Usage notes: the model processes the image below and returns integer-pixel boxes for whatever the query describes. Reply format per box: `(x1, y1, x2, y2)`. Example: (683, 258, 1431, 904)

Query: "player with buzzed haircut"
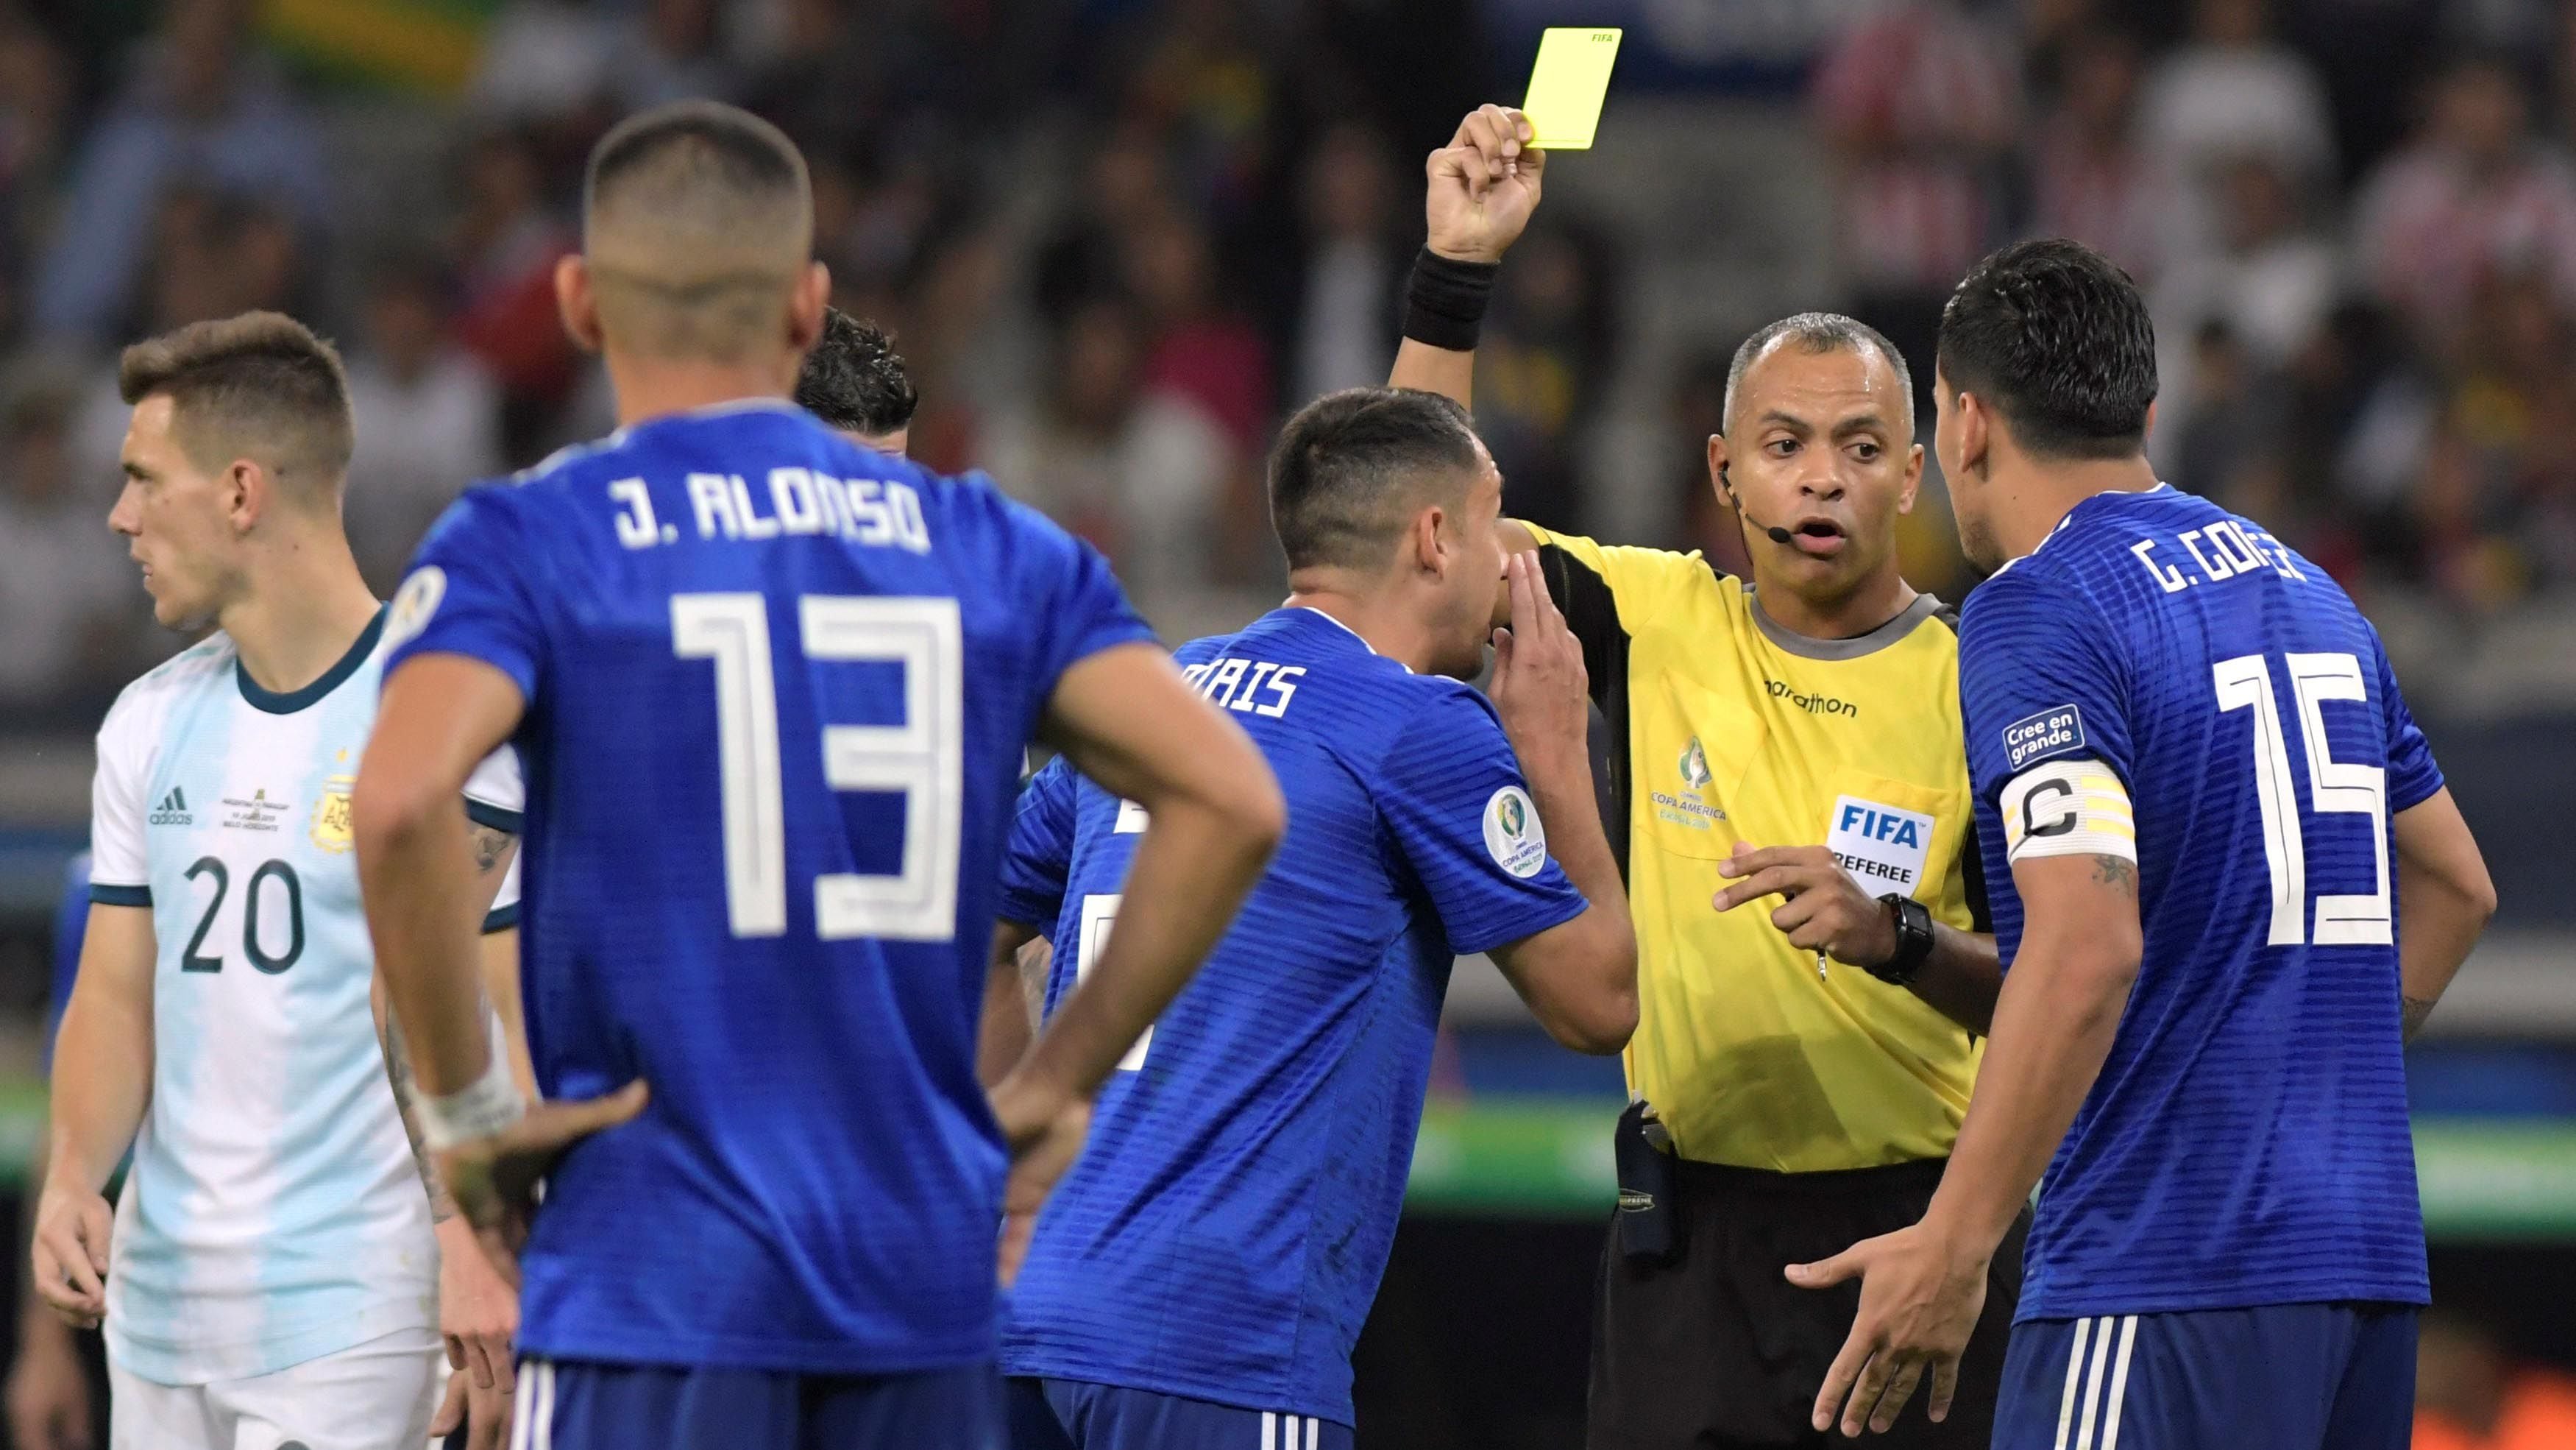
(993, 388, 1639, 1449)
(36, 311, 525, 1450)
(354, 101, 1283, 1450)
(795, 305, 919, 454)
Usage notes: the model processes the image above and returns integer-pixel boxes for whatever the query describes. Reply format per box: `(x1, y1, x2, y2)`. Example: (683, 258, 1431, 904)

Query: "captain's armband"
(2001, 757, 2135, 864)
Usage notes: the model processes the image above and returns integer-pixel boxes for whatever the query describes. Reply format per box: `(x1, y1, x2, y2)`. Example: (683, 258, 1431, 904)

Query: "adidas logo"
(148, 788, 192, 826)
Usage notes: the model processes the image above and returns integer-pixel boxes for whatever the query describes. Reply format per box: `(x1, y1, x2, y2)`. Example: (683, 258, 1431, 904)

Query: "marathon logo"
(1826, 796, 1934, 897)
(1766, 679, 1857, 718)
(2003, 704, 2087, 771)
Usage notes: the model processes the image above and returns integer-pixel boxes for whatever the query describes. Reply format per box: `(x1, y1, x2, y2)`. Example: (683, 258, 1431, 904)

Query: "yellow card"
(1521, 27, 1622, 151)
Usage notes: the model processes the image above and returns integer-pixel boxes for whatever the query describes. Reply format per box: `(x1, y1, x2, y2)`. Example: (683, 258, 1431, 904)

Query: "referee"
(1391, 107, 2024, 1449)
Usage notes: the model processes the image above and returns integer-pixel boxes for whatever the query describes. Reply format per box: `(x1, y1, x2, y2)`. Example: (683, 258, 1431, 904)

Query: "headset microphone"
(1719, 462, 1798, 545)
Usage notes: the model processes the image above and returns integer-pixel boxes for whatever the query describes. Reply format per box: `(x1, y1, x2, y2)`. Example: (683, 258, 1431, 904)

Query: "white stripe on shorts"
(534, 1359, 556, 1450)
(2074, 1317, 2115, 1449)
(2052, 1318, 2095, 1450)
(510, 1357, 536, 1450)
(1260, 1410, 1275, 1450)
(2098, 1317, 2140, 1450)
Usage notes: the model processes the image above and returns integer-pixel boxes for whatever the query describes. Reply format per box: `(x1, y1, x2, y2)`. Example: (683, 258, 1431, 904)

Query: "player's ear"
(1412, 503, 1448, 578)
(556, 255, 603, 354)
(224, 459, 263, 534)
(1956, 392, 1991, 478)
(2141, 396, 2160, 445)
(1706, 433, 1731, 504)
(1897, 440, 1924, 515)
(786, 260, 829, 354)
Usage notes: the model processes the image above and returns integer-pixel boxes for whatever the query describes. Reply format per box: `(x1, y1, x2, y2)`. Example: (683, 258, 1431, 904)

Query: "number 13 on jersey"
(674, 593, 963, 943)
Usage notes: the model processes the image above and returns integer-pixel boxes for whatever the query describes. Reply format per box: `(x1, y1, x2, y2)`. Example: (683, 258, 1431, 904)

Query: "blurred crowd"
(2, 0, 2576, 727)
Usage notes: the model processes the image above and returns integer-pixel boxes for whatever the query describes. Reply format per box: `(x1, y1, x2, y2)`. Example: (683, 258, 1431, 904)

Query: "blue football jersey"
(1959, 484, 2442, 1322)
(382, 400, 1153, 1372)
(996, 606, 1589, 1426)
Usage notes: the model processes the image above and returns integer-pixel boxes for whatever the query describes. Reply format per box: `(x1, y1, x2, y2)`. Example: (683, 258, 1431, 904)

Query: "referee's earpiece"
(1717, 459, 1796, 548)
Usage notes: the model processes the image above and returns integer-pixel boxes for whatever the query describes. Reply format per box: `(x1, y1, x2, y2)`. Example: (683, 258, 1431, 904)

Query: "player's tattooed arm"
(469, 823, 511, 877)
(374, 820, 515, 1222)
(379, 1005, 459, 1223)
(2090, 855, 2136, 899)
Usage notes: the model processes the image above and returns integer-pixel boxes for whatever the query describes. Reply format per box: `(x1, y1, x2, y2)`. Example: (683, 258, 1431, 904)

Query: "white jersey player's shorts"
(107, 1327, 443, 1450)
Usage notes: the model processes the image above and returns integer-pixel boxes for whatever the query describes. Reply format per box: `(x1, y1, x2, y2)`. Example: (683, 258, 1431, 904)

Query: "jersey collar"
(237, 604, 386, 715)
(1288, 605, 1377, 654)
(1746, 590, 1945, 662)
(1978, 484, 2163, 581)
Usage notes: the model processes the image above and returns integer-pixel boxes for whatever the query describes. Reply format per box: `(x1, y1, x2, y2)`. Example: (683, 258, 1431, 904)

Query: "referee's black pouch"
(1614, 1100, 1682, 1265)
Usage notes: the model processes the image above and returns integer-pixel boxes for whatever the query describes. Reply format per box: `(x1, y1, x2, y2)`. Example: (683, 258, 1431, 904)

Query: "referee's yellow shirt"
(1525, 526, 1985, 1173)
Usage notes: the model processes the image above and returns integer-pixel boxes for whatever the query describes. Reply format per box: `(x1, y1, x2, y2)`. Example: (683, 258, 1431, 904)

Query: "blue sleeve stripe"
(88, 883, 151, 908)
(464, 798, 523, 833)
(480, 902, 520, 934)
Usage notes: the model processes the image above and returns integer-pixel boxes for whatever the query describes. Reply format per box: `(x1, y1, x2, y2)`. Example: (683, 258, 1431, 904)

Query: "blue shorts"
(1993, 1304, 2416, 1450)
(511, 1355, 1002, 1450)
(1006, 1376, 1354, 1450)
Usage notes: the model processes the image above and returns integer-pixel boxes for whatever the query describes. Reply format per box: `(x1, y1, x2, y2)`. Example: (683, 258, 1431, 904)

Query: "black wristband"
(1871, 894, 1936, 986)
(1402, 247, 1499, 353)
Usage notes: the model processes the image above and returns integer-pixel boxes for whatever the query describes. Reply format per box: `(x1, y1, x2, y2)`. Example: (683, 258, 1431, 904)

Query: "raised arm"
(2390, 787, 2496, 1041)
(1483, 552, 1636, 1052)
(1388, 104, 1544, 409)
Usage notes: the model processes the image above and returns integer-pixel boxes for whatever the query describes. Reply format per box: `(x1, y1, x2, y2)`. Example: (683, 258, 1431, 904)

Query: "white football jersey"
(85, 610, 520, 1385)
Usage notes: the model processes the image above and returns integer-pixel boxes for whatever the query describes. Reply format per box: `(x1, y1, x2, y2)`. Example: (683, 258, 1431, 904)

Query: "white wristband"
(419, 1018, 525, 1150)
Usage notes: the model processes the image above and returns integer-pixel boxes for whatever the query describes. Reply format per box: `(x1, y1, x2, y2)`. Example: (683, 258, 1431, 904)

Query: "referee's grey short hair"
(1722, 313, 1914, 438)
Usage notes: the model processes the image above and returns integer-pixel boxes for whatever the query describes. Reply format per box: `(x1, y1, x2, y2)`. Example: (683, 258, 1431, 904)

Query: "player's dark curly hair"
(1937, 238, 2157, 461)
(794, 307, 920, 438)
(1269, 388, 1483, 572)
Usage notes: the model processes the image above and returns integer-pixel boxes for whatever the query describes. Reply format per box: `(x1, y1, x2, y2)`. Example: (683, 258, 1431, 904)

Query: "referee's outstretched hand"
(1787, 1220, 1989, 1437)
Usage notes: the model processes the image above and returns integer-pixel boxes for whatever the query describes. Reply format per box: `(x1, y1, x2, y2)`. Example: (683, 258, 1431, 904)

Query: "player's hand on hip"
(438, 1080, 649, 1287)
(29, 1185, 113, 1329)
(1786, 1221, 1990, 1437)
(1489, 551, 1589, 770)
(988, 1076, 1093, 1287)
(433, 1217, 518, 1449)
(7, 1310, 95, 1450)
(1714, 846, 1900, 970)
(1424, 103, 1545, 264)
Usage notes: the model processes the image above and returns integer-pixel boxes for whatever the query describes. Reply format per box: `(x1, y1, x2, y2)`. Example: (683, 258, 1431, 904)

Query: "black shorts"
(1588, 1155, 2028, 1450)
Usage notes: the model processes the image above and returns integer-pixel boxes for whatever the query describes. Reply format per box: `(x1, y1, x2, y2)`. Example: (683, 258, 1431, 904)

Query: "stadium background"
(0, 0, 2572, 1444)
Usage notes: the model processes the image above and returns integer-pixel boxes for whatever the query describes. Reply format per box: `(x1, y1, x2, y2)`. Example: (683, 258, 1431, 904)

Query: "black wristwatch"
(1870, 894, 1935, 986)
